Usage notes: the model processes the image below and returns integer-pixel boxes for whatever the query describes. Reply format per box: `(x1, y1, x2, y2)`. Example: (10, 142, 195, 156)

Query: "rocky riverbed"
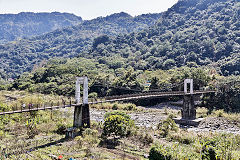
(61, 104, 240, 135)
(90, 109, 168, 128)
(188, 117, 240, 134)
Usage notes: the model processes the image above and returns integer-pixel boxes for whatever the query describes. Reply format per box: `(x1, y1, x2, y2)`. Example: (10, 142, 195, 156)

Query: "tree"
(149, 77, 159, 90)
(93, 35, 110, 49)
(102, 111, 134, 139)
(163, 59, 176, 70)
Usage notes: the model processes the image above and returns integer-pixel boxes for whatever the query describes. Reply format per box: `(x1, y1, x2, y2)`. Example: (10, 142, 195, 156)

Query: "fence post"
(51, 101, 53, 120)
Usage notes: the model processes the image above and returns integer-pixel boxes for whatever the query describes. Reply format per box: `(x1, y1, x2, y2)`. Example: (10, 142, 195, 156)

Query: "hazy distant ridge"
(0, 12, 83, 43)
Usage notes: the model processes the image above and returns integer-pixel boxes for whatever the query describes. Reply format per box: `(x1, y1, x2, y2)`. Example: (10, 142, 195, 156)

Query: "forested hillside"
(1, 0, 240, 79)
(88, 0, 240, 76)
(0, 12, 162, 78)
(0, 12, 83, 43)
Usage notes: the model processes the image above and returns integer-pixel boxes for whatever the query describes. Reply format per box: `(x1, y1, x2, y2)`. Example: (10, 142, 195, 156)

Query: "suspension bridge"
(0, 77, 217, 128)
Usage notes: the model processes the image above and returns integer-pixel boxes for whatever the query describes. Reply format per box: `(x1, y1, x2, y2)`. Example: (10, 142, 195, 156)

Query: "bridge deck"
(0, 90, 215, 116)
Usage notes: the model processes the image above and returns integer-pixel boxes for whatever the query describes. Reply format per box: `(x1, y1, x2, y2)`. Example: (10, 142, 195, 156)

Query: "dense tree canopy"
(11, 56, 213, 96)
(88, 0, 240, 76)
(0, 12, 162, 78)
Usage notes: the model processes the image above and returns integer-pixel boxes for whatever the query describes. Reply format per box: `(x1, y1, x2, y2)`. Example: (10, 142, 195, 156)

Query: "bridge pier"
(73, 104, 90, 128)
(174, 79, 203, 126)
(175, 95, 201, 126)
(73, 105, 82, 128)
(182, 95, 196, 119)
(82, 104, 90, 127)
(182, 79, 196, 119)
(73, 77, 90, 128)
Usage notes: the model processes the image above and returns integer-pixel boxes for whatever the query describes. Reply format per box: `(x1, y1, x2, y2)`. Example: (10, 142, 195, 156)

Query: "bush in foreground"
(102, 111, 135, 139)
(157, 114, 178, 137)
(149, 144, 172, 160)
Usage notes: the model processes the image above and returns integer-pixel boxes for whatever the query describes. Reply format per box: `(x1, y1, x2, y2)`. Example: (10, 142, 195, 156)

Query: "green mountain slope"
(0, 12, 83, 44)
(1, 0, 240, 79)
(0, 12, 162, 78)
(88, 0, 240, 75)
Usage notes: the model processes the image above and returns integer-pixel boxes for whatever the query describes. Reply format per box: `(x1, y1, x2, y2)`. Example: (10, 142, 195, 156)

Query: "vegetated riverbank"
(0, 91, 240, 159)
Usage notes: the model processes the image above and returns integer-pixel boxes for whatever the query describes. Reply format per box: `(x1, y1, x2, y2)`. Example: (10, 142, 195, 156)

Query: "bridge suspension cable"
(0, 78, 217, 116)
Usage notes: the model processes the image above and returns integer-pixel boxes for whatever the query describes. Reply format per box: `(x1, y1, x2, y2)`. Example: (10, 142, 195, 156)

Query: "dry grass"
(196, 107, 208, 118)
(90, 102, 139, 111)
(0, 90, 72, 112)
(153, 128, 240, 159)
(210, 109, 240, 122)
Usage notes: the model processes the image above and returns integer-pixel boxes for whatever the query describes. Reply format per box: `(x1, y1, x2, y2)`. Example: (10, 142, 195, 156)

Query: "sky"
(0, 0, 178, 20)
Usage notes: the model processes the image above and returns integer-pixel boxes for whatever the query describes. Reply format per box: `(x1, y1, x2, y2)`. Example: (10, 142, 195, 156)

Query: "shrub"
(75, 136, 84, 148)
(123, 104, 136, 111)
(213, 109, 225, 117)
(112, 104, 118, 110)
(83, 128, 99, 147)
(197, 107, 208, 118)
(0, 85, 7, 90)
(75, 128, 100, 157)
(91, 121, 103, 131)
(0, 130, 5, 138)
(201, 146, 216, 160)
(163, 107, 169, 115)
(158, 114, 178, 137)
(102, 115, 128, 138)
(104, 111, 131, 120)
(102, 111, 134, 138)
(169, 131, 195, 144)
(56, 123, 67, 134)
(209, 134, 240, 159)
(83, 128, 98, 138)
(149, 144, 172, 160)
(26, 118, 39, 139)
(89, 92, 98, 98)
(0, 102, 10, 112)
(0, 103, 11, 132)
(139, 133, 154, 146)
(55, 121, 71, 134)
